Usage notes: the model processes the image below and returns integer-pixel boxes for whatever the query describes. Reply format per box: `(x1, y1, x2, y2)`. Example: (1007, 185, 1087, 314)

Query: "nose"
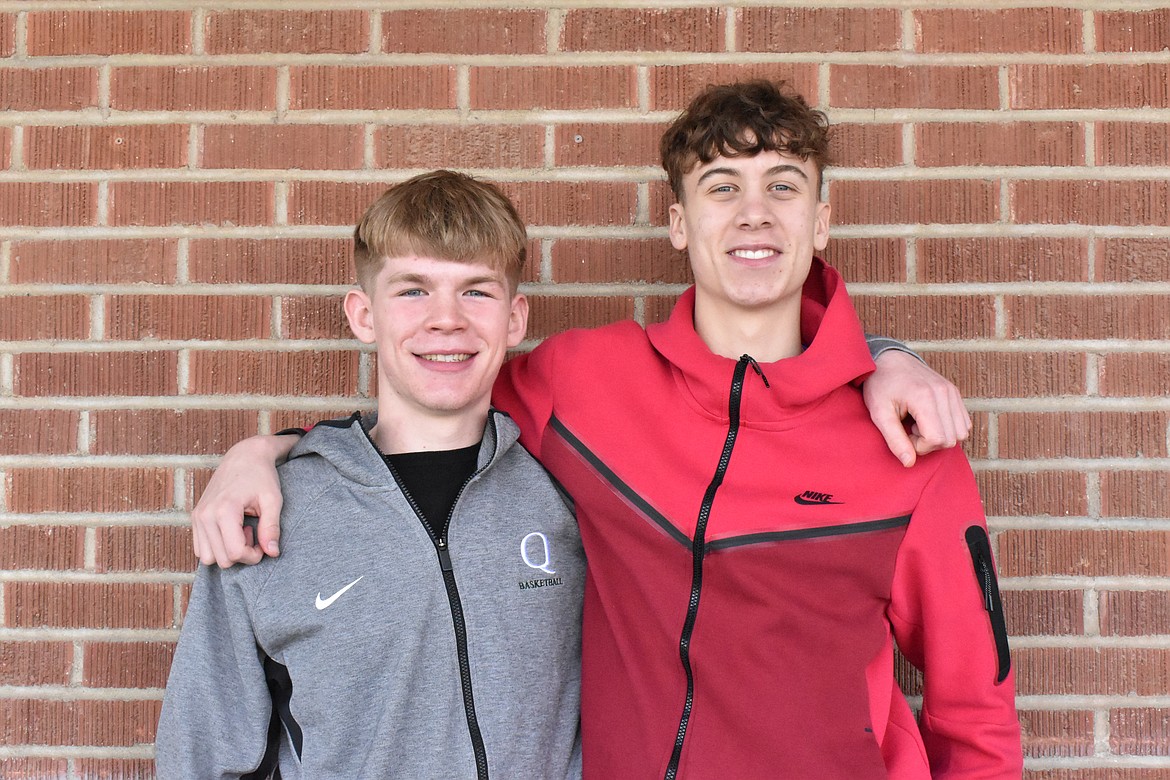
(425, 292, 469, 332)
(736, 189, 774, 229)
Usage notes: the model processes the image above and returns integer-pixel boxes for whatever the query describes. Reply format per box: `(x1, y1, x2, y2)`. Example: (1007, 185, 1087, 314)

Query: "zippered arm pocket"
(965, 525, 1011, 684)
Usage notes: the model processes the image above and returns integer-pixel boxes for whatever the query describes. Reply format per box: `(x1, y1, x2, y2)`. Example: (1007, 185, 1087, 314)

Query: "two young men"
(157, 173, 584, 778)
(175, 80, 1021, 777)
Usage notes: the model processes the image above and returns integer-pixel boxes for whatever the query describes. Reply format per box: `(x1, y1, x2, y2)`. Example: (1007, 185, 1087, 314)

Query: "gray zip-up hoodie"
(156, 411, 584, 779)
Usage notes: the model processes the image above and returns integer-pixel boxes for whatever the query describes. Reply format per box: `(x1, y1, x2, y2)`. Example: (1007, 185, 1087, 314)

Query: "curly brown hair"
(659, 80, 831, 201)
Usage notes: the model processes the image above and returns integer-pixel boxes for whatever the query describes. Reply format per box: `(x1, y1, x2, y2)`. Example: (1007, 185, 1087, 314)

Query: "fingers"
(255, 495, 283, 558)
(870, 404, 917, 468)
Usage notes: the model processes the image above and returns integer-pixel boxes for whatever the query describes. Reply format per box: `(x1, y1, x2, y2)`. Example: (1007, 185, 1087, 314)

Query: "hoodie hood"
(645, 257, 875, 422)
(287, 410, 522, 487)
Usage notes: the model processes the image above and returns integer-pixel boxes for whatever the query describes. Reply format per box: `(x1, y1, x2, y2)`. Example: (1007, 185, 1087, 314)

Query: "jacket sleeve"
(493, 336, 561, 455)
(155, 564, 274, 779)
(887, 448, 1023, 778)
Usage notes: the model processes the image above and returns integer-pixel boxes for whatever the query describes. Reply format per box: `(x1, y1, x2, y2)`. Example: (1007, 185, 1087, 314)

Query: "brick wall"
(1, 3, 1167, 778)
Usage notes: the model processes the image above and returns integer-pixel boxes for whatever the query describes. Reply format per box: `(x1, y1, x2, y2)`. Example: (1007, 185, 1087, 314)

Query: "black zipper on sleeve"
(385, 417, 498, 780)
(964, 525, 1011, 684)
(664, 356, 753, 780)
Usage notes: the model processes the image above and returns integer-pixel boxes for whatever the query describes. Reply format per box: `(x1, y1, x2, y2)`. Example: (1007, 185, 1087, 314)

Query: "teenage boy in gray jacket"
(156, 171, 585, 780)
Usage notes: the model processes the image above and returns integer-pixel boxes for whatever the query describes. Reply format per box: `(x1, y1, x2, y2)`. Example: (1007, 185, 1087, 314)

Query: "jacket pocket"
(964, 525, 1011, 684)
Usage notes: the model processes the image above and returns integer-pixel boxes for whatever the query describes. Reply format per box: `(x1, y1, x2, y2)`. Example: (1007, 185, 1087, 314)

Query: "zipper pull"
(436, 539, 453, 572)
(741, 355, 771, 388)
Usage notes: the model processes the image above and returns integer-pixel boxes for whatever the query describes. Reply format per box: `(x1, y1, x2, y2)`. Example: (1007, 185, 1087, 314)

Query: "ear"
(506, 293, 529, 349)
(668, 202, 688, 251)
(343, 288, 376, 344)
(813, 200, 831, 253)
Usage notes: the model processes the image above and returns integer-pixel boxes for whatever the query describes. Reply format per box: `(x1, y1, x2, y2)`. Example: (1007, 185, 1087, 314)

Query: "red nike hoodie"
(494, 258, 1022, 779)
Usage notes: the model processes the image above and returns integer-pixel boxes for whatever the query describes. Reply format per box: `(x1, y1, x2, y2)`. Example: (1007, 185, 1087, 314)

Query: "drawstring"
(741, 355, 771, 388)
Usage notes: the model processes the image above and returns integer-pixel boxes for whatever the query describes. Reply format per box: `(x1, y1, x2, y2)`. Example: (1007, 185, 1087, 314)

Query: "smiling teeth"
(731, 248, 776, 260)
(422, 354, 471, 363)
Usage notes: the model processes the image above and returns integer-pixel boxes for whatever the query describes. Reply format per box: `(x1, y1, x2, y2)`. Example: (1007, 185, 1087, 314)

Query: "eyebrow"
(384, 272, 505, 287)
(695, 163, 810, 186)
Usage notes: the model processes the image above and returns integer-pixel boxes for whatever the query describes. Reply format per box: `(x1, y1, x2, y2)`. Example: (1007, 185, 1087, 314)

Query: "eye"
(769, 182, 794, 193)
(398, 288, 426, 297)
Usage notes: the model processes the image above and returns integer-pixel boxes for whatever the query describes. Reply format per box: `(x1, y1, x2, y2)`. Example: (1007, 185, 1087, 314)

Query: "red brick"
(203, 124, 363, 170)
(188, 350, 361, 396)
(15, 351, 178, 397)
(1101, 591, 1170, 637)
(383, 10, 545, 54)
(833, 180, 998, 225)
(0, 699, 162, 745)
(1097, 122, 1170, 166)
(642, 296, 679, 326)
(554, 122, 667, 168)
(915, 8, 1082, 53)
(2, 294, 88, 340)
(1008, 294, 1170, 340)
(282, 295, 350, 339)
(0, 642, 72, 686)
(650, 64, 819, 111)
(291, 65, 455, 110)
(84, 641, 176, 688)
(853, 294, 996, 340)
(11, 239, 177, 284)
(1099, 10, 1170, 52)
(92, 409, 260, 456)
(831, 65, 997, 109)
(563, 8, 724, 52)
(822, 238, 905, 284)
(0, 14, 13, 57)
(1098, 238, 1170, 283)
(976, 471, 1088, 517)
(527, 296, 635, 340)
(739, 7, 899, 53)
(1003, 590, 1083, 636)
(1112, 709, 1170, 756)
(105, 294, 272, 340)
(1101, 354, 1170, 397)
(111, 65, 276, 111)
(649, 180, 677, 226)
(289, 181, 397, 227)
(0, 182, 96, 227)
(27, 10, 190, 55)
(26, 124, 188, 170)
(1019, 709, 1094, 758)
(188, 238, 352, 285)
(205, 10, 367, 54)
(551, 239, 691, 284)
(470, 66, 636, 110)
(1011, 64, 1170, 109)
(1000, 411, 1168, 459)
(0, 126, 10, 168)
(0, 759, 68, 778)
(999, 529, 1168, 577)
(501, 182, 637, 227)
(923, 351, 1086, 399)
(73, 759, 156, 778)
(829, 123, 902, 168)
(95, 526, 193, 573)
(5, 582, 173, 630)
(0, 410, 79, 455)
(1014, 180, 1170, 226)
(917, 122, 1083, 167)
(1102, 472, 1170, 519)
(109, 181, 273, 226)
(0, 67, 97, 110)
(1015, 647, 1170, 696)
(918, 237, 1088, 284)
(8, 467, 174, 513)
(0, 526, 84, 570)
(376, 125, 544, 169)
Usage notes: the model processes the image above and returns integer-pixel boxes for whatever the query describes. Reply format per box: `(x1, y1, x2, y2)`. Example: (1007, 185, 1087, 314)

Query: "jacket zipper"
(964, 525, 1012, 684)
(664, 356, 758, 780)
(389, 415, 498, 780)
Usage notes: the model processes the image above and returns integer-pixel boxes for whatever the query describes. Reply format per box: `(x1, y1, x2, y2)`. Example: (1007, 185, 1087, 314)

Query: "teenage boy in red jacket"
(189, 81, 1019, 777)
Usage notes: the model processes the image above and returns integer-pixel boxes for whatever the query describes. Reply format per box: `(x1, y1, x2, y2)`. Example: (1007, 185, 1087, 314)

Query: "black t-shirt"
(382, 443, 480, 541)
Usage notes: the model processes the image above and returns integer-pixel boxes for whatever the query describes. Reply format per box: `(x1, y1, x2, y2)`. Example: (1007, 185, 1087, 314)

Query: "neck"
(370, 401, 487, 455)
(692, 296, 802, 363)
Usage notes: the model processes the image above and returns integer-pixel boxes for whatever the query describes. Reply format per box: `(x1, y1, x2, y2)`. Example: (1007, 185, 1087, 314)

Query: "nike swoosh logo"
(793, 496, 843, 505)
(315, 576, 363, 610)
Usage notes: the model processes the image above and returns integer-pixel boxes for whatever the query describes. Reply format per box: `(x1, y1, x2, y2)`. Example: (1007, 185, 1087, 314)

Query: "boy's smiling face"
(344, 254, 528, 428)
